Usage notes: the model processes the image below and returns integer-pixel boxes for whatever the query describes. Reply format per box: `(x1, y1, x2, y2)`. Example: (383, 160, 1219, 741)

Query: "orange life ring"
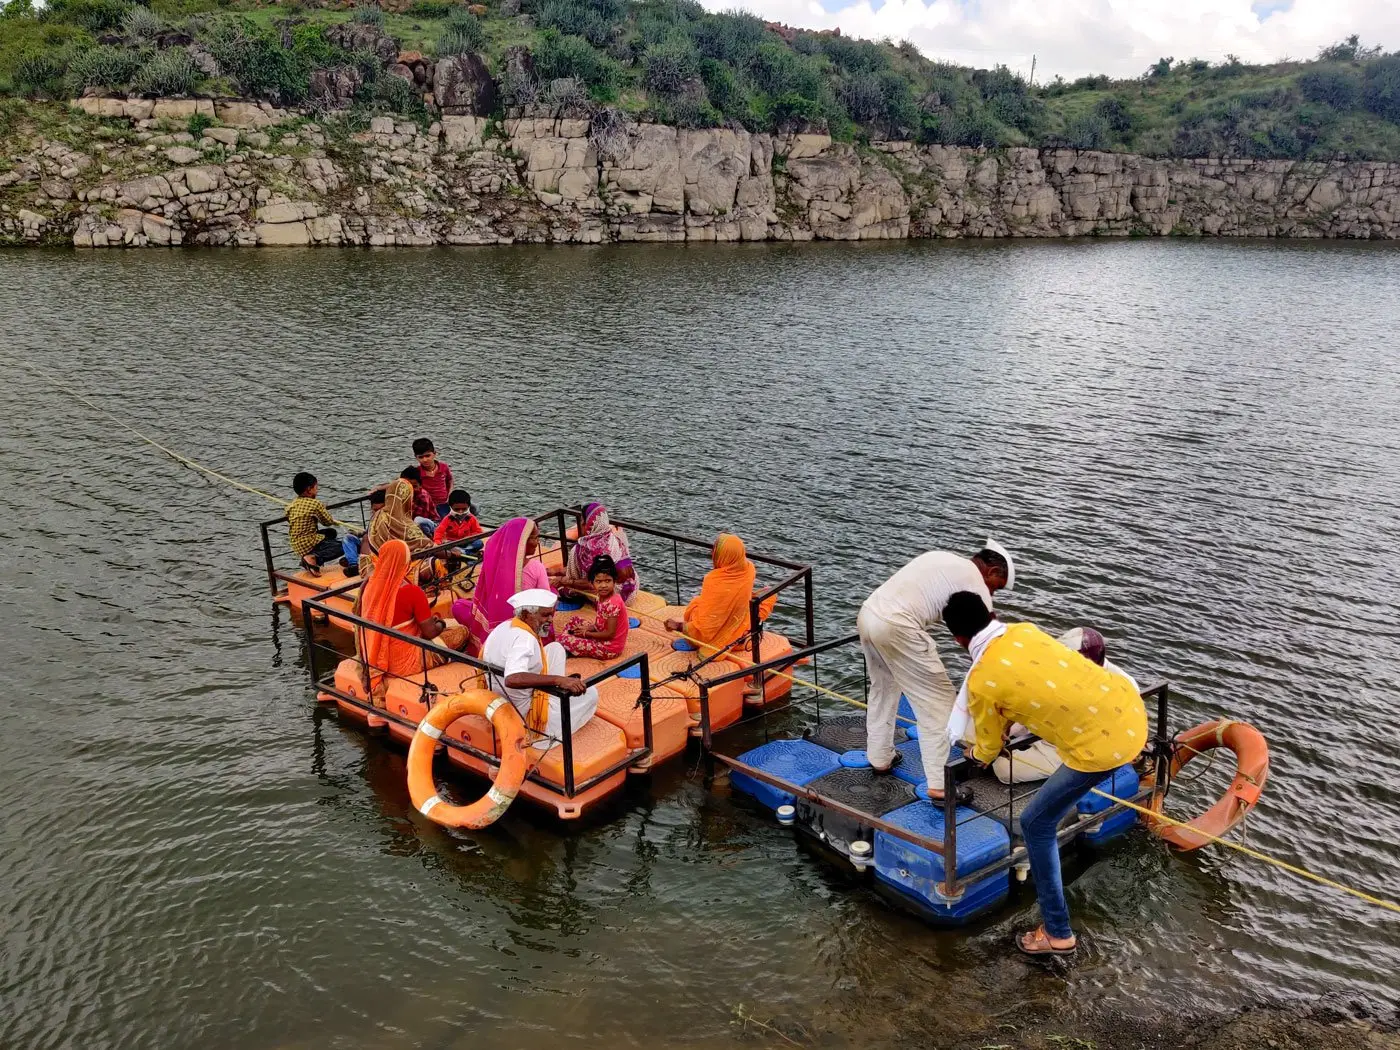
(407, 690, 529, 829)
(1145, 718, 1268, 851)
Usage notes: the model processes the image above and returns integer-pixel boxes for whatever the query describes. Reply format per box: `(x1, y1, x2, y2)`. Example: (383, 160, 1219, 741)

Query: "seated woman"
(663, 534, 777, 655)
(452, 516, 555, 653)
(358, 478, 432, 581)
(559, 503, 640, 603)
(356, 538, 470, 694)
(559, 556, 629, 660)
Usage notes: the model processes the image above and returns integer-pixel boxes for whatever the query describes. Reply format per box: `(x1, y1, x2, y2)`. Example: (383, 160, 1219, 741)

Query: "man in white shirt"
(859, 541, 1013, 801)
(482, 589, 598, 747)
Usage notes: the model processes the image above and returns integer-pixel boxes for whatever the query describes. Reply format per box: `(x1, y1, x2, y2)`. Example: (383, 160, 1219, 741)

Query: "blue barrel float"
(874, 801, 1011, 923)
(730, 740, 843, 812)
(1076, 764, 1140, 845)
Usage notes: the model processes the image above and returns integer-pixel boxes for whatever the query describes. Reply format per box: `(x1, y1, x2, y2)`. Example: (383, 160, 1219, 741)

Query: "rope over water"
(24, 356, 1400, 920)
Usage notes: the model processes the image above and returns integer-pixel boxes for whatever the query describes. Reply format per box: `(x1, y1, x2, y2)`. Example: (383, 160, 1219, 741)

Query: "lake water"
(1, 240, 1398, 1050)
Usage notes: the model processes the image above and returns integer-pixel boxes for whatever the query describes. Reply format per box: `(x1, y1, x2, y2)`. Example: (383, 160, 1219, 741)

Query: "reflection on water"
(1, 240, 1398, 1050)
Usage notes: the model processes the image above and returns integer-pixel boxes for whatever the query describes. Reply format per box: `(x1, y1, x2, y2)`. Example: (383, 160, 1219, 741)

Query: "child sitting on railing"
(559, 556, 629, 660)
(286, 471, 342, 577)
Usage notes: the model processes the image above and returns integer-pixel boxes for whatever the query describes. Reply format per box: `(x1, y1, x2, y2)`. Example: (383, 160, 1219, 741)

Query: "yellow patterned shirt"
(286, 496, 333, 557)
(965, 622, 1147, 774)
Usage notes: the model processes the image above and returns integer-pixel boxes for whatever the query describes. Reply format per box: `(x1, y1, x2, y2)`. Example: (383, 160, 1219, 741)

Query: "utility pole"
(1029, 54, 1036, 86)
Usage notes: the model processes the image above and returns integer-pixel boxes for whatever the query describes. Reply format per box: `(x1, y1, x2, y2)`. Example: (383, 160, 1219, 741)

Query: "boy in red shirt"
(434, 489, 483, 553)
(413, 437, 454, 518)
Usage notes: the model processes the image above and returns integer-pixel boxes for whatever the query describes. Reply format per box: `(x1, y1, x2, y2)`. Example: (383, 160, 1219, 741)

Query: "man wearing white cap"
(482, 588, 599, 746)
(859, 540, 1013, 802)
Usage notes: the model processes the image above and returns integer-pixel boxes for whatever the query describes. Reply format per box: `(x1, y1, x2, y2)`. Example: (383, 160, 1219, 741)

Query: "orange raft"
(407, 690, 529, 829)
(1144, 718, 1269, 851)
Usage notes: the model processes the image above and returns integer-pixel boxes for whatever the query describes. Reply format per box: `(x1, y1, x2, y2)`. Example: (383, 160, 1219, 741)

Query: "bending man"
(859, 541, 1013, 802)
(482, 589, 599, 746)
(943, 591, 1147, 957)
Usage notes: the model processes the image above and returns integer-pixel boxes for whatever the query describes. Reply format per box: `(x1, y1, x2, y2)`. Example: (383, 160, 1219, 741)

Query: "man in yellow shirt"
(943, 591, 1147, 957)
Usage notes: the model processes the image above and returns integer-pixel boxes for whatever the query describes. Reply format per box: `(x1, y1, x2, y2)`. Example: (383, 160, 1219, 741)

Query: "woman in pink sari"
(452, 516, 555, 652)
(560, 502, 639, 603)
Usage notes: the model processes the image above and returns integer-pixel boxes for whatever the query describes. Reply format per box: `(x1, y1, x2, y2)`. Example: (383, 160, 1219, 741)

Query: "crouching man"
(942, 591, 1147, 958)
(483, 588, 599, 746)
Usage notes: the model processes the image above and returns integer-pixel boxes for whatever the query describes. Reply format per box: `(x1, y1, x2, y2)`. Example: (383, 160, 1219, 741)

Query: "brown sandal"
(300, 556, 321, 577)
(1015, 926, 1077, 957)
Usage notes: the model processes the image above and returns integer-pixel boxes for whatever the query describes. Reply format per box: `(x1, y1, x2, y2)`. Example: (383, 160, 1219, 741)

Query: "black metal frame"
(297, 523, 659, 805)
(700, 631, 1177, 903)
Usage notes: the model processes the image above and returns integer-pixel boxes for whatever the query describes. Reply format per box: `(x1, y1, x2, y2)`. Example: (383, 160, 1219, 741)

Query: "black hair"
(448, 489, 470, 505)
(972, 548, 1008, 578)
(943, 591, 993, 640)
(400, 465, 421, 482)
(588, 554, 619, 582)
(412, 438, 435, 456)
(369, 488, 387, 506)
(293, 471, 317, 495)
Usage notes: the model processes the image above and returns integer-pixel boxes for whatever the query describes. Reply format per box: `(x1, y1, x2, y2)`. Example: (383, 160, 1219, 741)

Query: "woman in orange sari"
(356, 538, 470, 691)
(664, 534, 777, 655)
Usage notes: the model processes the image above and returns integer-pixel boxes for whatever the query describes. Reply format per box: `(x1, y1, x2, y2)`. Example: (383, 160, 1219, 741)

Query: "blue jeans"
(342, 534, 360, 566)
(1020, 763, 1101, 939)
(414, 516, 437, 537)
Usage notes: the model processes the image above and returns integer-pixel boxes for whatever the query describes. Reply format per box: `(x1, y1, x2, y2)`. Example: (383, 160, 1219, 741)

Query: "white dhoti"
(530, 641, 599, 747)
(990, 738, 1062, 784)
(859, 605, 957, 791)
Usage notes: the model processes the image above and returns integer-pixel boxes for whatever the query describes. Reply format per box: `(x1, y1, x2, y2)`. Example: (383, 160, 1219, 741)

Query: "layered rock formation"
(2, 100, 1398, 247)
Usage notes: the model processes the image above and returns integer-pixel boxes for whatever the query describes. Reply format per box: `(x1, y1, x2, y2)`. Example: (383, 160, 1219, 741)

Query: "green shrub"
(132, 45, 197, 93)
(1062, 112, 1109, 149)
(1094, 95, 1135, 134)
(1298, 67, 1362, 109)
(373, 71, 423, 114)
(64, 43, 143, 94)
(533, 0, 619, 47)
(44, 0, 133, 32)
(13, 47, 68, 96)
(818, 34, 887, 77)
(532, 29, 618, 89)
(1362, 56, 1400, 123)
(202, 16, 317, 103)
(436, 11, 483, 55)
(690, 10, 766, 67)
(119, 4, 161, 39)
(643, 33, 699, 97)
(351, 3, 384, 26)
(698, 55, 744, 116)
(187, 110, 213, 135)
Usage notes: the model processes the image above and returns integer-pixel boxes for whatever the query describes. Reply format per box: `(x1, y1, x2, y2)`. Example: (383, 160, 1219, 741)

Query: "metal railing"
(700, 632, 1176, 903)
(259, 491, 376, 596)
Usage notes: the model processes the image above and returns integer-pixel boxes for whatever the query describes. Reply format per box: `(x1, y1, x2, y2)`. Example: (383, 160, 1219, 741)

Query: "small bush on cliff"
(132, 45, 198, 93)
(65, 43, 144, 94)
(643, 33, 699, 97)
(13, 48, 69, 97)
(45, 0, 134, 33)
(1298, 68, 1362, 110)
(1362, 57, 1400, 123)
(119, 4, 162, 40)
(436, 10, 484, 56)
(533, 29, 619, 90)
(351, 4, 384, 27)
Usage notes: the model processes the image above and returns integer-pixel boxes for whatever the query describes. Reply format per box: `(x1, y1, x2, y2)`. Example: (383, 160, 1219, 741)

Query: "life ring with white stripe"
(1144, 718, 1268, 851)
(407, 690, 528, 829)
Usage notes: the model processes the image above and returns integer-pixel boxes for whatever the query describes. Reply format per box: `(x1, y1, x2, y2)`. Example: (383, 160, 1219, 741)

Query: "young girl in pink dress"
(560, 556, 629, 659)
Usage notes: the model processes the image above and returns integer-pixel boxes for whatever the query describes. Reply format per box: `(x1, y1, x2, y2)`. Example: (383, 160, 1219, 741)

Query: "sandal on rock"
(300, 556, 321, 577)
(1015, 926, 1077, 957)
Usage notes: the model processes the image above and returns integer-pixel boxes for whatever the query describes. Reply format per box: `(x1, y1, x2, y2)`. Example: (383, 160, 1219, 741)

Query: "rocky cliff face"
(3, 99, 1399, 247)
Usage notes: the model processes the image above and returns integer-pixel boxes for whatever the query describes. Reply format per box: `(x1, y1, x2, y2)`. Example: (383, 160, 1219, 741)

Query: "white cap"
(984, 537, 1016, 592)
(507, 588, 559, 612)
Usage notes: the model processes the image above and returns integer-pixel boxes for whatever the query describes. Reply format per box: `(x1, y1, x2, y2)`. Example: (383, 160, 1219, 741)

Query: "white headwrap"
(984, 537, 1015, 592)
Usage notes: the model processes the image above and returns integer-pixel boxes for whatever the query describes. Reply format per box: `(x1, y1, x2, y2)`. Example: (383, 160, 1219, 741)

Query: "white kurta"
(860, 552, 993, 791)
(482, 621, 598, 746)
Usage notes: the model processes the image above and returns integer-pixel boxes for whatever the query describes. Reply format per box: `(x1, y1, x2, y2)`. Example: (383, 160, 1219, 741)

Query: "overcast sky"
(697, 0, 1400, 80)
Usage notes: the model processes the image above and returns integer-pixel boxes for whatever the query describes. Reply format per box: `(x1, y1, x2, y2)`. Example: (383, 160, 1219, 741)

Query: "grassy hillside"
(2, 0, 1399, 160)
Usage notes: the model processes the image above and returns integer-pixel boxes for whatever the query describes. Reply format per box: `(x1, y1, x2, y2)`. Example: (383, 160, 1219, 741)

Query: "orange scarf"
(509, 616, 552, 735)
(683, 534, 778, 653)
(356, 538, 420, 690)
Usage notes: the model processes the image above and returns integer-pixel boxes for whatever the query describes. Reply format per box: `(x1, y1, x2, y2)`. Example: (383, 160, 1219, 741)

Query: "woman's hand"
(664, 618, 683, 632)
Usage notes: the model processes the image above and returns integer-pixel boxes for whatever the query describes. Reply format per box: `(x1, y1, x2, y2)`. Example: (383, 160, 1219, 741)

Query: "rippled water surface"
(2, 241, 1398, 1050)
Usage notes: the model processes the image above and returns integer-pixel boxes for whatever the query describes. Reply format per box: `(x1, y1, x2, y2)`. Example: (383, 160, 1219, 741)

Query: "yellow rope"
(15, 357, 359, 530)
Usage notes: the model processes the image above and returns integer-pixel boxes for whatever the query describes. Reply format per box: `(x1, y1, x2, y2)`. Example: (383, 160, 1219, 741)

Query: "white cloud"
(698, 0, 1400, 80)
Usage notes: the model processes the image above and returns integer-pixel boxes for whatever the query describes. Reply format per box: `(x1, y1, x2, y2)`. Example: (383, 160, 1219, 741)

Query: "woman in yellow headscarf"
(664, 534, 777, 654)
(359, 478, 431, 580)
